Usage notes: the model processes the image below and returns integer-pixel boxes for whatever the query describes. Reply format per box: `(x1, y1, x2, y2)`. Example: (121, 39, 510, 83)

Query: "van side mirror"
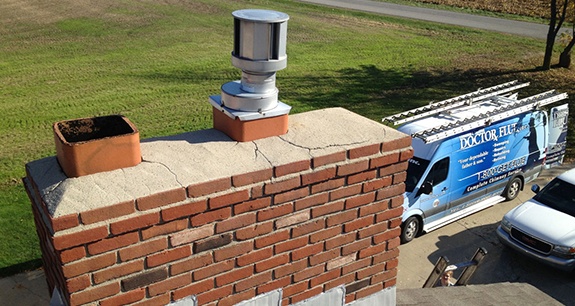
(420, 182, 433, 195)
(531, 184, 540, 193)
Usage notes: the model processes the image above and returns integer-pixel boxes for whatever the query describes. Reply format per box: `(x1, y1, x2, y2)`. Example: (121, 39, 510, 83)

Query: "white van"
(383, 81, 569, 243)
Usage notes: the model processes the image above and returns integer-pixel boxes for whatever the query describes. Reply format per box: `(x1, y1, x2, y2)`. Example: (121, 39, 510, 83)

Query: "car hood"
(506, 200, 575, 246)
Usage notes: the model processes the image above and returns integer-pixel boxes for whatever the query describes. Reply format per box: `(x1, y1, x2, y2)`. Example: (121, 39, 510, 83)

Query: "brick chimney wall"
(24, 108, 412, 306)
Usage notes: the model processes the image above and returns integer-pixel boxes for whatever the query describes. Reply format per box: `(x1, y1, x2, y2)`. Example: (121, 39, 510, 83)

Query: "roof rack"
(413, 90, 568, 143)
(382, 80, 530, 126)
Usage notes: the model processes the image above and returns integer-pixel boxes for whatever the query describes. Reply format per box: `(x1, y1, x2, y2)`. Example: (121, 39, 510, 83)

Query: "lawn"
(0, 0, 573, 276)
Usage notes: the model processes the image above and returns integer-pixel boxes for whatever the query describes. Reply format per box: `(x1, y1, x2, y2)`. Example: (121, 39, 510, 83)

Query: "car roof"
(557, 167, 575, 185)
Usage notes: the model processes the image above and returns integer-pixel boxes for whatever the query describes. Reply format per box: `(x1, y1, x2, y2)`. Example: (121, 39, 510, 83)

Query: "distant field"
(1, 0, 574, 276)
(410, 0, 550, 18)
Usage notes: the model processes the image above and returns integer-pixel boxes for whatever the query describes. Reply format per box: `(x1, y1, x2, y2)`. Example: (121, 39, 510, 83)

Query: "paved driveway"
(396, 163, 575, 305)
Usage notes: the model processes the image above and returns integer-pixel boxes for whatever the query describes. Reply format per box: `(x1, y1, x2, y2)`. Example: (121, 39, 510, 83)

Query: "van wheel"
(401, 216, 420, 243)
(504, 177, 522, 201)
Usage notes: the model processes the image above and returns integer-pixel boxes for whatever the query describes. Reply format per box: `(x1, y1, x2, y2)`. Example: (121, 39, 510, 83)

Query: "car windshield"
(533, 177, 575, 218)
(405, 157, 430, 193)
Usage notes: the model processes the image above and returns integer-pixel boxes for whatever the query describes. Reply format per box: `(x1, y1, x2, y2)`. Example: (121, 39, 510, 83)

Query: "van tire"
(401, 216, 420, 243)
(504, 177, 522, 201)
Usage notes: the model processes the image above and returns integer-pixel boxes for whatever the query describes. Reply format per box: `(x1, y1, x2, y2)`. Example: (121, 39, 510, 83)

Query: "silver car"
(496, 168, 575, 272)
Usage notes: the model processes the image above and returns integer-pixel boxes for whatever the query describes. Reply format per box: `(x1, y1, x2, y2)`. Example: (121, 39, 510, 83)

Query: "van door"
(418, 157, 451, 223)
(546, 104, 569, 167)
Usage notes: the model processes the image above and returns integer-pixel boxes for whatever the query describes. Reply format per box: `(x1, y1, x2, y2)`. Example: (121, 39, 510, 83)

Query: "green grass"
(1, 0, 573, 276)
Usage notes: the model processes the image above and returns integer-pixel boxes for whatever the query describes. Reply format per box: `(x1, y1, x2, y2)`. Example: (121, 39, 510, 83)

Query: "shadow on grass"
(0, 259, 42, 278)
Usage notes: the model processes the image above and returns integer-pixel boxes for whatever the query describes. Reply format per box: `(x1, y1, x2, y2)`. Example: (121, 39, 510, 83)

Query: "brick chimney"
(25, 107, 412, 305)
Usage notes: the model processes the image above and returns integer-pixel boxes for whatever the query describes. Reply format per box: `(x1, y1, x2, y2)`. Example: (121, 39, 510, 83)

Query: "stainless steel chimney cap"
(232, 9, 289, 23)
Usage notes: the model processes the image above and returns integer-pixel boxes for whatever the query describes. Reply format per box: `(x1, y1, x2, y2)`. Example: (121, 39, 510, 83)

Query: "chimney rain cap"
(232, 9, 289, 23)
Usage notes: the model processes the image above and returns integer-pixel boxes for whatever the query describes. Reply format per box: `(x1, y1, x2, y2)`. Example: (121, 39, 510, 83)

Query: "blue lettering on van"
(459, 123, 528, 150)
(477, 156, 527, 181)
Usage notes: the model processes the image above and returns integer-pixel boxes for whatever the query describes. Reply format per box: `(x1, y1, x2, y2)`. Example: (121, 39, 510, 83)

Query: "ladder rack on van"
(413, 90, 568, 143)
(382, 80, 530, 126)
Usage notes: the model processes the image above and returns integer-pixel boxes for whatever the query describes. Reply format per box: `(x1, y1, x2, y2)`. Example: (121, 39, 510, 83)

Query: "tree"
(558, 2, 575, 68)
(543, 0, 569, 70)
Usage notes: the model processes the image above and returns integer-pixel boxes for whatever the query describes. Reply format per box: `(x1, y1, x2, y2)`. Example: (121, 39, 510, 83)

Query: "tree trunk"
(559, 37, 575, 68)
(543, 0, 559, 70)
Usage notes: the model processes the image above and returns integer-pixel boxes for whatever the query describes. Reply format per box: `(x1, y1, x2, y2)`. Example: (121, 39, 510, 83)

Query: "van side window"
(424, 157, 449, 185)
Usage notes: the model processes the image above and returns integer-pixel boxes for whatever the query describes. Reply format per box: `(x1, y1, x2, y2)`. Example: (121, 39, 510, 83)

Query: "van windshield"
(533, 178, 575, 218)
(405, 157, 430, 193)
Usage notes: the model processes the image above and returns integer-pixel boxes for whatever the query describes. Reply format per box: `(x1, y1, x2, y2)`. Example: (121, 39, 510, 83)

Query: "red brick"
(372, 268, 397, 284)
(327, 254, 356, 271)
(359, 199, 390, 217)
(147, 245, 192, 267)
(274, 259, 307, 278)
(209, 189, 250, 210)
(110, 212, 160, 235)
(311, 200, 344, 218)
(236, 221, 273, 241)
(373, 247, 399, 265)
(370, 151, 400, 168)
(342, 257, 371, 275)
(234, 197, 271, 215)
(216, 212, 256, 233)
(390, 217, 402, 228)
(390, 195, 404, 208)
(170, 252, 213, 276)
(383, 136, 411, 151)
(122, 268, 168, 291)
(363, 176, 392, 194)
(283, 280, 308, 300)
(264, 176, 301, 195)
(257, 276, 291, 294)
(356, 283, 384, 300)
(379, 162, 408, 177)
(237, 247, 273, 267)
(119, 237, 168, 262)
(275, 210, 310, 228)
(255, 230, 289, 249)
(148, 273, 191, 297)
(80, 200, 135, 225)
(310, 227, 341, 243)
(337, 160, 369, 177)
(342, 238, 371, 256)
(275, 160, 310, 177)
(191, 207, 231, 227)
(375, 207, 403, 223)
(345, 192, 376, 210)
(387, 237, 401, 250)
(58, 246, 85, 264)
(274, 187, 309, 204)
(197, 285, 233, 305)
(275, 236, 308, 254)
(142, 219, 188, 240)
(193, 259, 234, 281)
(326, 273, 354, 291)
(66, 274, 90, 293)
(358, 243, 386, 259)
(93, 259, 144, 284)
(330, 184, 362, 201)
(62, 252, 116, 278)
(69, 282, 120, 305)
(294, 265, 324, 282)
(312, 152, 346, 168)
(233, 169, 273, 187)
(292, 219, 325, 238)
(172, 278, 214, 302)
(52, 213, 79, 232)
(349, 144, 381, 159)
(325, 232, 355, 250)
(235, 271, 272, 292)
(311, 177, 345, 194)
(301, 167, 336, 185)
(216, 266, 253, 286)
(384, 278, 397, 288)
(400, 148, 414, 161)
(136, 188, 186, 211)
(251, 185, 264, 199)
(161, 199, 207, 222)
(357, 262, 386, 279)
(255, 253, 289, 272)
(326, 209, 357, 227)
(348, 170, 377, 185)
(218, 289, 256, 306)
(344, 215, 374, 233)
(294, 193, 329, 211)
(214, 241, 253, 262)
(310, 269, 341, 287)
(373, 227, 401, 244)
(393, 171, 407, 185)
(52, 225, 108, 250)
(188, 178, 231, 197)
(257, 203, 293, 222)
(195, 234, 232, 253)
(358, 222, 389, 239)
(87, 232, 139, 255)
(100, 288, 145, 306)
(170, 223, 213, 247)
(309, 249, 339, 266)
(290, 286, 322, 304)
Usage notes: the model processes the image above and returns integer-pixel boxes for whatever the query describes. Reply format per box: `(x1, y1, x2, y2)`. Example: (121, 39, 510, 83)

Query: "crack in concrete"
(253, 142, 273, 166)
(277, 135, 370, 156)
(141, 159, 184, 188)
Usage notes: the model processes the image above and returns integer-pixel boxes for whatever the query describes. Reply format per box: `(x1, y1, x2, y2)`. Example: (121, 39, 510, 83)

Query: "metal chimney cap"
(232, 9, 289, 23)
